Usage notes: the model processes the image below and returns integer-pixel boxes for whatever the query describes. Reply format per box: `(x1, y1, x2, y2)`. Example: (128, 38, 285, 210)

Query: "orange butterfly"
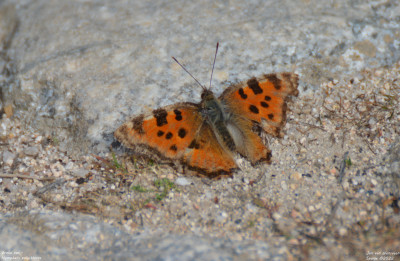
(115, 43, 299, 177)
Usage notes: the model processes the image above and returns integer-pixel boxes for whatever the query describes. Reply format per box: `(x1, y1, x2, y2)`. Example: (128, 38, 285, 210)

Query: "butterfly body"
(115, 72, 299, 177)
(200, 89, 237, 152)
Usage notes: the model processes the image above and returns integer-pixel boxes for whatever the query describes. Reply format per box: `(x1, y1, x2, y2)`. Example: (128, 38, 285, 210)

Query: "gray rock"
(0, 1, 399, 259)
(70, 168, 89, 178)
(2, 150, 15, 166)
(0, 210, 279, 260)
(23, 146, 39, 157)
(0, 0, 398, 157)
(0, 3, 18, 111)
(175, 177, 191, 186)
(385, 138, 400, 196)
(0, 4, 17, 50)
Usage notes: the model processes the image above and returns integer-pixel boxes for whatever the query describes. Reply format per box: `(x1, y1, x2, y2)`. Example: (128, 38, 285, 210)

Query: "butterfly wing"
(114, 103, 237, 175)
(220, 73, 299, 137)
(218, 73, 298, 164)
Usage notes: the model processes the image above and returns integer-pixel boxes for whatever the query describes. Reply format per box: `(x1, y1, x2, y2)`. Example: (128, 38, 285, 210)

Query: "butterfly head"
(200, 88, 215, 101)
(200, 88, 224, 123)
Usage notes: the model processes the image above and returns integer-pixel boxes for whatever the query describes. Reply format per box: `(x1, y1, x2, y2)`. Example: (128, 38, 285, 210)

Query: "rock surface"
(0, 0, 399, 260)
(1, 210, 279, 261)
(1, 0, 400, 155)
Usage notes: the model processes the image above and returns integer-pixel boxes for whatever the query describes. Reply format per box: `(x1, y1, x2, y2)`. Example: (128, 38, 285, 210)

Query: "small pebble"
(35, 135, 43, 143)
(71, 168, 90, 178)
(338, 227, 347, 236)
(216, 211, 228, 223)
(175, 177, 191, 186)
(3, 151, 15, 166)
(290, 172, 302, 181)
(24, 146, 39, 157)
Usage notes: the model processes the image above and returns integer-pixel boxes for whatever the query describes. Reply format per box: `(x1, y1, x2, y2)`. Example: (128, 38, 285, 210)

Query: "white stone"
(71, 168, 89, 178)
(3, 151, 15, 166)
(24, 146, 39, 157)
(175, 177, 191, 186)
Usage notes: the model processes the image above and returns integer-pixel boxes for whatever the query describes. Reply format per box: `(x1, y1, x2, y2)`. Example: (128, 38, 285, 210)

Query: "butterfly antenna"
(209, 42, 219, 89)
(172, 56, 206, 91)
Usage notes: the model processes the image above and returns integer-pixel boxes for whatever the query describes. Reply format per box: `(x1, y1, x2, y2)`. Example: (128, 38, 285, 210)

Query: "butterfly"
(114, 43, 299, 177)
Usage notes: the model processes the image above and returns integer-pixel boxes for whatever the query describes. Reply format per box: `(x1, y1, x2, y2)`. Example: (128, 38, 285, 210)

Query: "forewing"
(114, 102, 237, 175)
(220, 73, 299, 137)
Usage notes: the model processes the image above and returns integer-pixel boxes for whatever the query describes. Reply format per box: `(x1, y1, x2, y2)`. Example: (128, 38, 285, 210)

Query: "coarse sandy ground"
(1, 61, 399, 260)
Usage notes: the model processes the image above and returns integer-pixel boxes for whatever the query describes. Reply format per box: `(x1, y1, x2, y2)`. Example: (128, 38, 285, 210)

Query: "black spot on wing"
(260, 101, 269, 108)
(178, 128, 187, 138)
(169, 145, 177, 151)
(153, 109, 168, 127)
(247, 78, 263, 95)
(249, 105, 259, 114)
(268, 113, 274, 119)
(165, 132, 173, 139)
(174, 109, 183, 121)
(188, 140, 200, 149)
(238, 88, 247, 99)
(264, 95, 271, 101)
(264, 74, 282, 90)
(157, 130, 164, 137)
